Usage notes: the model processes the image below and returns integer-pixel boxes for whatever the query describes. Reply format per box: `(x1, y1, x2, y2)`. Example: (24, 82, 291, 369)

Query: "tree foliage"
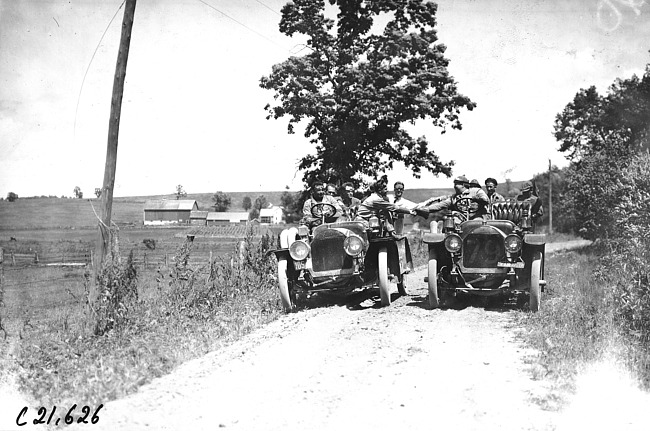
(212, 191, 232, 212)
(175, 184, 187, 200)
(260, 0, 475, 186)
(6, 192, 18, 202)
(249, 195, 269, 221)
(242, 196, 252, 211)
(74, 186, 83, 199)
(553, 64, 650, 239)
(280, 190, 303, 223)
(531, 166, 576, 234)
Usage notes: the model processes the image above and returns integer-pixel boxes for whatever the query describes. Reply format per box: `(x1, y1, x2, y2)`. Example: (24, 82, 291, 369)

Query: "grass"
(8, 231, 282, 406)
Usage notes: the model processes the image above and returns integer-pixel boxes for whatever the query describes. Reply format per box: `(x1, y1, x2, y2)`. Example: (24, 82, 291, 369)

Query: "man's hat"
(470, 179, 480, 187)
(521, 181, 533, 192)
(453, 175, 468, 185)
(485, 177, 498, 186)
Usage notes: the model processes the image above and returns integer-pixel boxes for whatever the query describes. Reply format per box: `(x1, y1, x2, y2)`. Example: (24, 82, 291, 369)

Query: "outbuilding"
(206, 212, 250, 226)
(259, 206, 284, 224)
(143, 200, 199, 225)
(189, 210, 209, 226)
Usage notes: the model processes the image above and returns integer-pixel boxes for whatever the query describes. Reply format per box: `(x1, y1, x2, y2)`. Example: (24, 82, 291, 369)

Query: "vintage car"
(423, 198, 546, 311)
(271, 202, 413, 312)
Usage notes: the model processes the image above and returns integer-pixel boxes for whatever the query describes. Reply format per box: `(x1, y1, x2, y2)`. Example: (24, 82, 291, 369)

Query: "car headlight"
(504, 234, 523, 253)
(444, 234, 462, 253)
(343, 235, 364, 256)
(289, 240, 310, 261)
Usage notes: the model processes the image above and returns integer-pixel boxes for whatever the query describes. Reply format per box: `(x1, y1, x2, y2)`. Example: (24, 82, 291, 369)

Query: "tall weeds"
(15, 226, 282, 406)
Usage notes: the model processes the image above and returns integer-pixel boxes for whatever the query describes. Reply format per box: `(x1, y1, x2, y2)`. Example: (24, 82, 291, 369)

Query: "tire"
(378, 246, 391, 306)
(428, 258, 440, 309)
(529, 252, 542, 312)
(277, 256, 293, 312)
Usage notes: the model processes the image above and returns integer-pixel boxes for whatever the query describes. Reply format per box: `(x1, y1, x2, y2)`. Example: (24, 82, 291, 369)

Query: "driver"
(416, 175, 489, 222)
(301, 181, 343, 228)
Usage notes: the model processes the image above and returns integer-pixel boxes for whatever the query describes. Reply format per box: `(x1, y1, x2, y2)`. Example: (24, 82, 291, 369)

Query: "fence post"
(34, 252, 39, 264)
(144, 252, 147, 270)
(11, 252, 15, 266)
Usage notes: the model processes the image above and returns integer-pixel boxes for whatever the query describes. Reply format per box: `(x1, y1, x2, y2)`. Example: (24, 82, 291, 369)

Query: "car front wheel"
(428, 258, 440, 309)
(277, 256, 293, 312)
(378, 246, 391, 306)
(529, 252, 542, 312)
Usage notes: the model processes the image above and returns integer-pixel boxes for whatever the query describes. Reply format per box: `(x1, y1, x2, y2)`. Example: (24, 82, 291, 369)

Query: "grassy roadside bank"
(518, 244, 650, 402)
(8, 230, 282, 406)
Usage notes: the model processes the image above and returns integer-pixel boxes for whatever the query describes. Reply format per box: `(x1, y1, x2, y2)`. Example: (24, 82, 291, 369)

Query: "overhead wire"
(73, 0, 127, 138)
(196, 0, 289, 52)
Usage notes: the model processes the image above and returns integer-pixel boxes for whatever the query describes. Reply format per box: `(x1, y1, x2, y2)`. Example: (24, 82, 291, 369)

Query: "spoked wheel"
(277, 256, 294, 312)
(529, 252, 542, 312)
(378, 246, 391, 306)
(428, 258, 440, 309)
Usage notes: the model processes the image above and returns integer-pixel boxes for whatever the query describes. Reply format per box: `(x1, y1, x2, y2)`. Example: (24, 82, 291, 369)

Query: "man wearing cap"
(416, 175, 489, 221)
(301, 181, 343, 228)
(517, 181, 543, 223)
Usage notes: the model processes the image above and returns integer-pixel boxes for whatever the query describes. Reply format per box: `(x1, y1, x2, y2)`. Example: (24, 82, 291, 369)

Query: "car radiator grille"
(463, 234, 505, 268)
(311, 229, 353, 272)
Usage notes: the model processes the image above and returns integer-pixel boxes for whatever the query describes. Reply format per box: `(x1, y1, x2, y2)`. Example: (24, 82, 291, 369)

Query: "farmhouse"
(143, 200, 198, 225)
(260, 206, 284, 224)
(189, 210, 209, 226)
(206, 211, 249, 226)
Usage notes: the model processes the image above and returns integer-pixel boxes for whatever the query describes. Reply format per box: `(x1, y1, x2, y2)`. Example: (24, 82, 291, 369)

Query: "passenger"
(339, 182, 361, 219)
(389, 181, 416, 209)
(356, 179, 415, 235)
(389, 181, 416, 234)
(517, 181, 543, 225)
(326, 183, 337, 197)
(301, 181, 343, 228)
(469, 179, 481, 189)
(485, 177, 505, 204)
(416, 175, 489, 222)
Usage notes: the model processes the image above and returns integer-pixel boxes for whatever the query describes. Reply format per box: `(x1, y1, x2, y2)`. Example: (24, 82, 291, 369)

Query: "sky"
(1, 0, 649, 199)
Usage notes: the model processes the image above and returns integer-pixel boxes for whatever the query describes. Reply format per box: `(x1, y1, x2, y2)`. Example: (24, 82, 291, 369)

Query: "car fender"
(524, 234, 546, 245)
(423, 232, 445, 244)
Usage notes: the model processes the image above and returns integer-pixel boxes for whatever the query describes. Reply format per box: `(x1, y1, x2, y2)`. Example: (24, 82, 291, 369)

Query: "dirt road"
(59, 263, 560, 431)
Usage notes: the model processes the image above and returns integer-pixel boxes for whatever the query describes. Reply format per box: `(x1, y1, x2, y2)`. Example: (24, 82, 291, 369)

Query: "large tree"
(553, 64, 650, 239)
(260, 0, 475, 186)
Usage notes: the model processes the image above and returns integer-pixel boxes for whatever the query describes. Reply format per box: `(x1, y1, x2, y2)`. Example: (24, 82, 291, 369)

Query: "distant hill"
(1, 181, 529, 230)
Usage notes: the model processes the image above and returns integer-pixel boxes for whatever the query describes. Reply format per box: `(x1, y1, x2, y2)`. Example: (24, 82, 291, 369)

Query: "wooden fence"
(0, 249, 223, 270)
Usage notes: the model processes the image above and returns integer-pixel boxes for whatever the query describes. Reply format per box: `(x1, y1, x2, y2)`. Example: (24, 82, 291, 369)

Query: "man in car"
(301, 181, 343, 228)
(416, 175, 489, 222)
(326, 183, 337, 197)
(339, 182, 361, 219)
(517, 181, 544, 225)
(485, 177, 505, 204)
(356, 179, 416, 233)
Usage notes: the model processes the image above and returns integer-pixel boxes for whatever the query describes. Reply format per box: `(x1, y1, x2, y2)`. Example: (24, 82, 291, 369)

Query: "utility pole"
(548, 159, 553, 235)
(93, 0, 137, 289)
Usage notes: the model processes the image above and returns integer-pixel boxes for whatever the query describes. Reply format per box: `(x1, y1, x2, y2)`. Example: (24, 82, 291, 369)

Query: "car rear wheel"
(428, 258, 440, 309)
(378, 246, 391, 306)
(529, 252, 542, 312)
(277, 256, 293, 312)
